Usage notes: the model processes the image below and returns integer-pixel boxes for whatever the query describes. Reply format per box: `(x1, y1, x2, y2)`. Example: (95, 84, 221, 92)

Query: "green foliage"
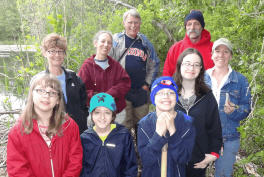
(0, 0, 21, 43)
(1, 0, 264, 175)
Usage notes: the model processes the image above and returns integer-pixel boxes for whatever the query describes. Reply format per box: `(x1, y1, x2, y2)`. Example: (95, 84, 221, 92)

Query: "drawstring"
(93, 62, 96, 86)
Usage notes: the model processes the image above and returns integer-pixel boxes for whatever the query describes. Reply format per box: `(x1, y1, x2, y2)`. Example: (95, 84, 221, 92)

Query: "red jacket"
(7, 116, 83, 177)
(163, 29, 214, 76)
(78, 55, 131, 113)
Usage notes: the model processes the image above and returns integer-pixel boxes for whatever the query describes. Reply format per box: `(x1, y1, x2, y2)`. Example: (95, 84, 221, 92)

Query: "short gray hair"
(123, 9, 141, 22)
(93, 30, 113, 43)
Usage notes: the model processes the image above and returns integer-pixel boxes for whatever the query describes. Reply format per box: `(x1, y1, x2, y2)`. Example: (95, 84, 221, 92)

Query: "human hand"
(164, 112, 177, 136)
(224, 93, 238, 114)
(220, 146, 224, 156)
(156, 112, 168, 137)
(142, 85, 149, 91)
(193, 154, 217, 169)
(224, 100, 237, 114)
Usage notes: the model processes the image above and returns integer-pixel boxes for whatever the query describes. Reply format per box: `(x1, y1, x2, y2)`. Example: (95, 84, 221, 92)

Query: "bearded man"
(163, 10, 214, 76)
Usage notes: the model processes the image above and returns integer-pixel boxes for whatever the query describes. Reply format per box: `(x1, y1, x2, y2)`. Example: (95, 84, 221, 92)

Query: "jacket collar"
(207, 65, 237, 84)
(45, 66, 72, 80)
(117, 31, 146, 45)
(83, 123, 128, 135)
(184, 29, 212, 46)
(32, 114, 70, 135)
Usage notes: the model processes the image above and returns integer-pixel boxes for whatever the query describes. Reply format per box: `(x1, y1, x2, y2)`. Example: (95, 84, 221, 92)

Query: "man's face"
(186, 19, 203, 41)
(123, 15, 141, 39)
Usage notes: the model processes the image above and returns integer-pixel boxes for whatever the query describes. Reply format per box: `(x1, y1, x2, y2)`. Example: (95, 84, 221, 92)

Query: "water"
(0, 45, 36, 112)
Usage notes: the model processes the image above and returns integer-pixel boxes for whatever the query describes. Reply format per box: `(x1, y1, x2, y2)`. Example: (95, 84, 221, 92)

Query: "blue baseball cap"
(89, 93, 116, 113)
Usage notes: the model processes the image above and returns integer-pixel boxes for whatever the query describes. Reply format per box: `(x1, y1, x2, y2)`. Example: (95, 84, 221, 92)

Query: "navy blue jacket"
(137, 111, 196, 177)
(175, 91, 223, 163)
(80, 124, 137, 177)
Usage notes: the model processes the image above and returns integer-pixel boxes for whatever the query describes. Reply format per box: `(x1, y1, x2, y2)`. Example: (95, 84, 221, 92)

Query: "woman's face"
(44, 47, 65, 68)
(92, 106, 113, 131)
(94, 33, 112, 58)
(32, 85, 59, 115)
(212, 45, 232, 68)
(180, 53, 202, 81)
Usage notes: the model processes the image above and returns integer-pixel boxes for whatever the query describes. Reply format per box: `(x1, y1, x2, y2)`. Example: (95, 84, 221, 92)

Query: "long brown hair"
(21, 73, 66, 137)
(173, 48, 210, 96)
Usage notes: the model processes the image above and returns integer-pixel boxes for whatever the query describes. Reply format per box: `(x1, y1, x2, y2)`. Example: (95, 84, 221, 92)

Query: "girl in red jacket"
(7, 73, 83, 177)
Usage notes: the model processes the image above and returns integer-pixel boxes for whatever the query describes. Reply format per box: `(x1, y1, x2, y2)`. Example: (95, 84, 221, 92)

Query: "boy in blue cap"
(80, 93, 137, 177)
(137, 76, 196, 177)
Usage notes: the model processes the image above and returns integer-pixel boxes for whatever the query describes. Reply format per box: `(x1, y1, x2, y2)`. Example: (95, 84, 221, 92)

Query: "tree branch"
(108, 0, 135, 9)
(0, 110, 21, 116)
(152, 20, 176, 43)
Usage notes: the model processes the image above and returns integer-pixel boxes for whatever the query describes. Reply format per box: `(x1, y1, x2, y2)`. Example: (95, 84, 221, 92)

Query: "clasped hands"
(156, 112, 177, 137)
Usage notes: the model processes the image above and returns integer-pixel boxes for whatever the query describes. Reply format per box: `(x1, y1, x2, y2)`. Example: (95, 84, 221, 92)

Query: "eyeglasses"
(34, 89, 59, 97)
(47, 50, 65, 55)
(156, 91, 176, 97)
(182, 62, 201, 69)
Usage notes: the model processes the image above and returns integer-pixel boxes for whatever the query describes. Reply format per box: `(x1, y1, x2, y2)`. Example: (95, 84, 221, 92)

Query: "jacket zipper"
(177, 164, 181, 177)
(176, 96, 205, 116)
(49, 144, 55, 177)
(36, 124, 56, 177)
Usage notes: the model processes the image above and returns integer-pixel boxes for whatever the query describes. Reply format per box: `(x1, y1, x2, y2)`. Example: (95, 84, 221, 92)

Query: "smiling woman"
(205, 38, 251, 177)
(174, 48, 222, 177)
(78, 30, 131, 124)
(32, 33, 89, 134)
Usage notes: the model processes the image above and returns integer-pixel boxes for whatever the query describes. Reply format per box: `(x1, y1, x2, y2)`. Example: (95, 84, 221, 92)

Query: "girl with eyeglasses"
(32, 33, 89, 134)
(7, 73, 83, 177)
(174, 48, 223, 177)
(137, 76, 196, 177)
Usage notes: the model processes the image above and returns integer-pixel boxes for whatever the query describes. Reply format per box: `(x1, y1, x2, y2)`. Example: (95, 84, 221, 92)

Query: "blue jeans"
(215, 138, 240, 177)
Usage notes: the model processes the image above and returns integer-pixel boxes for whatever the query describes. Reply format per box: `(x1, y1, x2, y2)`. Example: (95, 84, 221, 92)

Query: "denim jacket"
(109, 32, 160, 85)
(205, 69, 251, 140)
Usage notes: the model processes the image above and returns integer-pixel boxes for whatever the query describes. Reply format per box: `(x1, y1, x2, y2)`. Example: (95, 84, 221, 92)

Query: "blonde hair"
(93, 30, 113, 43)
(21, 73, 66, 137)
(41, 33, 67, 55)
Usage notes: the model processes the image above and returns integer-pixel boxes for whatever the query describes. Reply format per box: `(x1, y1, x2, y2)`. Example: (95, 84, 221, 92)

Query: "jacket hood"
(184, 29, 212, 46)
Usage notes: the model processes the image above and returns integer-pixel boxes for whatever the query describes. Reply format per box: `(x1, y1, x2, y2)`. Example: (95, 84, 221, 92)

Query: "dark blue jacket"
(80, 124, 137, 177)
(175, 91, 223, 163)
(137, 111, 196, 177)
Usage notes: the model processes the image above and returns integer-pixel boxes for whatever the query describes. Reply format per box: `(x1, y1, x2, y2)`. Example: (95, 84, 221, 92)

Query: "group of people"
(6, 8, 251, 177)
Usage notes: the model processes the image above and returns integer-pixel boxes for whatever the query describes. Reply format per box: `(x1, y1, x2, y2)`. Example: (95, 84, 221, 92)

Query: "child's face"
(33, 85, 59, 114)
(155, 88, 176, 112)
(92, 106, 113, 130)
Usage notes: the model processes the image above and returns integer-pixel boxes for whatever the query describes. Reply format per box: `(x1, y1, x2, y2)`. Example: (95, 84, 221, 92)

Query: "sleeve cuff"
(211, 152, 220, 159)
